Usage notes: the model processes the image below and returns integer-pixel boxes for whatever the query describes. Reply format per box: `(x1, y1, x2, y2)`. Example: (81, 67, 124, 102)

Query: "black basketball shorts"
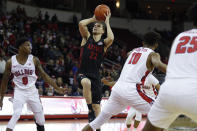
(77, 74, 102, 104)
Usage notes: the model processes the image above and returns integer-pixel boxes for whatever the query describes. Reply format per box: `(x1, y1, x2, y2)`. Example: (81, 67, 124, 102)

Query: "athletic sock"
(35, 122, 45, 131)
(87, 104, 95, 122)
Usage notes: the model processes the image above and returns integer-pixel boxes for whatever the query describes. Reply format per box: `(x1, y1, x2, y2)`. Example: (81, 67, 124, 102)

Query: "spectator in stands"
(44, 11, 49, 21)
(54, 59, 65, 77)
(36, 75, 45, 94)
(51, 14, 58, 23)
(38, 86, 43, 96)
(67, 86, 73, 96)
(68, 70, 74, 86)
(47, 86, 54, 96)
(54, 77, 67, 96)
(45, 59, 55, 76)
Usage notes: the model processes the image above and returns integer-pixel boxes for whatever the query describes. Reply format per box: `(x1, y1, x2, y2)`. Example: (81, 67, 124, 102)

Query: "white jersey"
(118, 47, 154, 84)
(11, 54, 37, 89)
(166, 29, 197, 79)
(142, 74, 159, 100)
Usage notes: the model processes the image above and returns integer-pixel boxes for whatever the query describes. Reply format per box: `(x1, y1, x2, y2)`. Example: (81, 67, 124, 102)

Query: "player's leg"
(34, 111, 45, 131)
(81, 77, 92, 104)
(82, 91, 127, 131)
(142, 119, 163, 131)
(91, 78, 106, 131)
(28, 90, 45, 131)
(7, 91, 25, 131)
(126, 108, 136, 130)
(179, 92, 197, 124)
(133, 110, 142, 131)
(77, 74, 95, 122)
(142, 94, 179, 131)
(91, 78, 102, 117)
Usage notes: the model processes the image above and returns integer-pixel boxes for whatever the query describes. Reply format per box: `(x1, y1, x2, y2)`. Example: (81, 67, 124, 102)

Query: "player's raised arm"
(150, 52, 167, 73)
(104, 11, 114, 51)
(0, 59, 11, 109)
(34, 57, 65, 94)
(79, 15, 97, 40)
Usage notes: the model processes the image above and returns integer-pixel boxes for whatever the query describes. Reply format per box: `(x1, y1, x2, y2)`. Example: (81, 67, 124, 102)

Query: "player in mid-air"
(143, 2, 197, 131)
(77, 9, 114, 129)
(0, 38, 65, 131)
(126, 74, 160, 131)
(82, 31, 167, 131)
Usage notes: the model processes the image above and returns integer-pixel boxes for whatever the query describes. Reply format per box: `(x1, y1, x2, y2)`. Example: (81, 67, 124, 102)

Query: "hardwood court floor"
(0, 117, 196, 131)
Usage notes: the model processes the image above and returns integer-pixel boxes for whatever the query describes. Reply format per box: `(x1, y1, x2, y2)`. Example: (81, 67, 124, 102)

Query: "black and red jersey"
(78, 36, 105, 79)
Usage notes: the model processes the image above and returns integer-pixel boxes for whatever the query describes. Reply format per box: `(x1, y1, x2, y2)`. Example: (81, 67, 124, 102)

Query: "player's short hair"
(16, 37, 29, 49)
(143, 31, 161, 46)
(187, 2, 197, 26)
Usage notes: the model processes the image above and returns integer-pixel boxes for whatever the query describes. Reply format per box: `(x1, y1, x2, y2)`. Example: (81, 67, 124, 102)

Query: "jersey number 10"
(176, 36, 197, 54)
(128, 52, 142, 64)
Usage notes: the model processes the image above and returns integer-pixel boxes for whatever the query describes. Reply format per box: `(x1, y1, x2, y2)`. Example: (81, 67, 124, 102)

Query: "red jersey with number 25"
(166, 29, 197, 79)
(11, 55, 37, 89)
(118, 47, 154, 84)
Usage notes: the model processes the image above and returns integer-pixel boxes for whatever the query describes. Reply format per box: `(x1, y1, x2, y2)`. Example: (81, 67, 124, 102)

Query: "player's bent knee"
(81, 78, 91, 88)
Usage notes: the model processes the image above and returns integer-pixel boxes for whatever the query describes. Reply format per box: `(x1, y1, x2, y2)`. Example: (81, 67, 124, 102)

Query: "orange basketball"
(94, 4, 110, 21)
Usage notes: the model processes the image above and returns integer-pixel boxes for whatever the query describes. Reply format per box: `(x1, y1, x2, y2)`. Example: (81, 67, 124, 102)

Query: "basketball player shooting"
(77, 4, 114, 129)
(0, 38, 66, 131)
(82, 31, 167, 131)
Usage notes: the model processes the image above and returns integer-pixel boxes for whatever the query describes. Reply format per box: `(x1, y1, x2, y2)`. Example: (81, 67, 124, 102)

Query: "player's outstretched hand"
(92, 15, 97, 21)
(104, 10, 111, 23)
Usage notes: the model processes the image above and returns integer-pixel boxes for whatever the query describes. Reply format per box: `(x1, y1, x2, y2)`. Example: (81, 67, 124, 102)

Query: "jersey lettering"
(22, 77, 28, 85)
(89, 51, 98, 60)
(175, 36, 197, 54)
(128, 52, 142, 64)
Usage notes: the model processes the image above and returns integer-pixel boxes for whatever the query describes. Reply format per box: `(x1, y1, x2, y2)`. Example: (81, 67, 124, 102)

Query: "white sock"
(127, 127, 131, 131)
(132, 127, 137, 131)
(89, 111, 112, 130)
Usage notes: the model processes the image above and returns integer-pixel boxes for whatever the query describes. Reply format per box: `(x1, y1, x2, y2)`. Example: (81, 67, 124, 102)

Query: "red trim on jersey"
(141, 70, 150, 85)
(78, 47, 84, 68)
(136, 70, 154, 104)
(136, 84, 154, 104)
(152, 86, 158, 96)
